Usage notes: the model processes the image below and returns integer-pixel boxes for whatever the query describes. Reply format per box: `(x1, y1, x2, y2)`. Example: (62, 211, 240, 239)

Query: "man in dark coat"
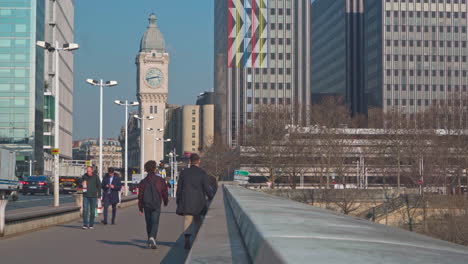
(101, 167, 122, 225)
(176, 153, 214, 249)
(138, 160, 169, 249)
(81, 166, 101, 229)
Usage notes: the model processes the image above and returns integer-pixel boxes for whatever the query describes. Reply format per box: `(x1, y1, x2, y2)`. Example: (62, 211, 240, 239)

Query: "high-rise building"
(0, 0, 46, 175)
(214, 0, 311, 146)
(43, 0, 75, 159)
(311, 0, 468, 120)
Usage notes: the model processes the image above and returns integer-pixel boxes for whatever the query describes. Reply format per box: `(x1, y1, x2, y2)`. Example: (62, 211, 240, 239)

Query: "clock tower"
(136, 13, 169, 164)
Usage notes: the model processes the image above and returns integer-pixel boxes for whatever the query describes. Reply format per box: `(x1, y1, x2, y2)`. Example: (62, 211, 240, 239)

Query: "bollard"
(73, 192, 83, 216)
(0, 199, 8, 237)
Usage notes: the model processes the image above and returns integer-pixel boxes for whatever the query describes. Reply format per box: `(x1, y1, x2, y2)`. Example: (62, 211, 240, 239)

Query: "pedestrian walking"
(138, 160, 169, 249)
(82, 166, 101, 229)
(176, 153, 214, 250)
(101, 167, 122, 225)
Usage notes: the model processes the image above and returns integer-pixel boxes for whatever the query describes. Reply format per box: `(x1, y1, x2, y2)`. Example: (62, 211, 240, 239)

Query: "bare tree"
(200, 138, 239, 181)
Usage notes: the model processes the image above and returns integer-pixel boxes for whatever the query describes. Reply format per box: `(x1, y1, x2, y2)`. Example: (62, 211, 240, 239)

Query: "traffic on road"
(5, 193, 75, 211)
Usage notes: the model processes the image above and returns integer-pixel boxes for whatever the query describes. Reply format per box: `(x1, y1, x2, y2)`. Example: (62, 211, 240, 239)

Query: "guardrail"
(1, 194, 138, 238)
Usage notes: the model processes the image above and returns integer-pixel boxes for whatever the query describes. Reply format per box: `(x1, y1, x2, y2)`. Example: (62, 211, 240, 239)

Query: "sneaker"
(149, 237, 157, 249)
(89, 226, 94, 230)
(82, 226, 88, 230)
(101, 220, 107, 225)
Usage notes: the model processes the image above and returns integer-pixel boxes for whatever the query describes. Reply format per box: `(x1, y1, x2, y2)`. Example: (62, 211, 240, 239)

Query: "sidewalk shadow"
(97, 240, 147, 249)
(160, 233, 189, 264)
(57, 225, 84, 230)
(130, 239, 176, 248)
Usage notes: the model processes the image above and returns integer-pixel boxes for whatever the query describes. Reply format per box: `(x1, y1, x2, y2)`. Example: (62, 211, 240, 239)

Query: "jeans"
(83, 196, 97, 227)
(103, 198, 117, 224)
(144, 209, 161, 239)
(184, 215, 201, 236)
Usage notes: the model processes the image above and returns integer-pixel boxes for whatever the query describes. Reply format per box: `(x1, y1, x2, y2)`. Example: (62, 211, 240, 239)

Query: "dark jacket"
(101, 173, 122, 204)
(176, 166, 214, 216)
(138, 173, 169, 212)
(82, 173, 101, 198)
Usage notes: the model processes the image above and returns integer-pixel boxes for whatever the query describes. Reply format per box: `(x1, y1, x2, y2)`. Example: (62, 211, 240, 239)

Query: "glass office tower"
(0, 0, 45, 175)
(311, 0, 468, 123)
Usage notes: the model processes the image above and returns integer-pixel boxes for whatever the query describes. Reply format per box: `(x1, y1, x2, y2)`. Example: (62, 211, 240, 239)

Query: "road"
(0, 199, 188, 264)
(5, 193, 75, 211)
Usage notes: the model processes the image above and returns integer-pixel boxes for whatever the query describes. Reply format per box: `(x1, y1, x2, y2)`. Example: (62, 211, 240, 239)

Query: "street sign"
(85, 160, 91, 167)
(234, 170, 249, 176)
(52, 148, 59, 155)
(170, 179, 175, 185)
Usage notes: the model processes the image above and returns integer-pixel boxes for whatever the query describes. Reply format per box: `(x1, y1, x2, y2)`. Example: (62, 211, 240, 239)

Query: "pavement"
(0, 198, 189, 264)
(6, 193, 75, 211)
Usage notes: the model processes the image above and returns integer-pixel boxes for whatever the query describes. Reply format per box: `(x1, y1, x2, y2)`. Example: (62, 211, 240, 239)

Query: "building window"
(192, 125, 196, 130)
(192, 133, 196, 138)
(192, 117, 196, 122)
(192, 109, 196, 115)
(150, 106, 153, 114)
(192, 141, 196, 146)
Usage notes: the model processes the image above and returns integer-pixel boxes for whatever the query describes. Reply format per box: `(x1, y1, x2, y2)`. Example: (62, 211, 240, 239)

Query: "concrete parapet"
(224, 185, 468, 264)
(186, 186, 251, 263)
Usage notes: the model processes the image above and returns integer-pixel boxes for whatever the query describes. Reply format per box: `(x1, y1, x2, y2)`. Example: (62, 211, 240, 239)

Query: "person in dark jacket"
(138, 160, 169, 249)
(101, 167, 122, 225)
(82, 166, 101, 229)
(176, 153, 214, 249)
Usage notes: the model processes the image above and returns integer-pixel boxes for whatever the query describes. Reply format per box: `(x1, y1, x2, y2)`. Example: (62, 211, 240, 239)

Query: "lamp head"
(63, 43, 79, 51)
(86, 79, 99, 85)
(105, 80, 118, 87)
(130, 102, 139, 106)
(114, 100, 123, 105)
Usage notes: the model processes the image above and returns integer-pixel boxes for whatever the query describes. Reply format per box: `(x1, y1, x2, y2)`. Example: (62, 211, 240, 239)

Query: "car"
(21, 176, 52, 195)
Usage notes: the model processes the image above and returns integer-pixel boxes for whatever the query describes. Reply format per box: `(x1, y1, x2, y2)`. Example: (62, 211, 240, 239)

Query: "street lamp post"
(114, 100, 139, 196)
(27, 160, 37, 177)
(134, 115, 154, 179)
(86, 79, 118, 181)
(36, 41, 79, 207)
(147, 128, 164, 160)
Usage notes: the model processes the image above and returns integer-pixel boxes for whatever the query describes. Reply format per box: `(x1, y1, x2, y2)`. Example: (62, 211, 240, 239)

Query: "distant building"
(73, 139, 122, 176)
(165, 93, 214, 158)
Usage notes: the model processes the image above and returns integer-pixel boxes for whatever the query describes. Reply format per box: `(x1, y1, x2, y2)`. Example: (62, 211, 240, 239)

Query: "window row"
(386, 54, 467, 62)
(247, 82, 292, 90)
(387, 98, 468, 107)
(247, 97, 292, 105)
(385, 69, 468, 76)
(270, 38, 292, 45)
(270, 8, 291, 16)
(270, 23, 292, 31)
(386, 84, 468, 91)
(386, 11, 467, 19)
(386, 25, 467, 33)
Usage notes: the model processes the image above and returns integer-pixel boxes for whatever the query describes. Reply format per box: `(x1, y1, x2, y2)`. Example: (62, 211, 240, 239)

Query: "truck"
(0, 147, 18, 200)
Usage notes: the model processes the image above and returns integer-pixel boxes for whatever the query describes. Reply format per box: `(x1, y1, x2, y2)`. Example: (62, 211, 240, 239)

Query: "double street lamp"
(114, 100, 139, 196)
(134, 115, 154, 178)
(36, 40, 79, 207)
(86, 79, 118, 180)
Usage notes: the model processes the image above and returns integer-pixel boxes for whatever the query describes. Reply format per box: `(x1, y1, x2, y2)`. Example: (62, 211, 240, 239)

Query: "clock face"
(145, 68, 163, 88)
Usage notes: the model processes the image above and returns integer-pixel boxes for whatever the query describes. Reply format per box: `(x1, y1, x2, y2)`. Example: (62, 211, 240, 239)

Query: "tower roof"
(140, 13, 165, 53)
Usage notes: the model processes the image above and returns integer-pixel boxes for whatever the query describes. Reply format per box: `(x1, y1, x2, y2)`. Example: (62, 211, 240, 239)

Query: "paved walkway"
(0, 198, 189, 264)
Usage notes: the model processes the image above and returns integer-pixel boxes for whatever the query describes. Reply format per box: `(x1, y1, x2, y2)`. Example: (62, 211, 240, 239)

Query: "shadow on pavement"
(160, 232, 189, 264)
(97, 240, 147, 249)
(56, 225, 85, 230)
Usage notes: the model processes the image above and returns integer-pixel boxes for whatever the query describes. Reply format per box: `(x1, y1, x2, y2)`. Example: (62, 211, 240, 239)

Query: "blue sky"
(73, 1, 214, 140)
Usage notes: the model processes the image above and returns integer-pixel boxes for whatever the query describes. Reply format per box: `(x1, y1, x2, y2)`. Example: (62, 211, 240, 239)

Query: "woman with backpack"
(137, 160, 169, 249)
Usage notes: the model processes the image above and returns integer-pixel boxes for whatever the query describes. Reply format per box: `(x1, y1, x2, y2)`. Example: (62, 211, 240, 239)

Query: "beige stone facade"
(165, 102, 214, 157)
(73, 139, 122, 175)
(136, 14, 169, 164)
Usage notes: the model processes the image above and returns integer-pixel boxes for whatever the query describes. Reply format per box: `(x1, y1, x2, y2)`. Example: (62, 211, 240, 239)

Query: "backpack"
(143, 177, 161, 210)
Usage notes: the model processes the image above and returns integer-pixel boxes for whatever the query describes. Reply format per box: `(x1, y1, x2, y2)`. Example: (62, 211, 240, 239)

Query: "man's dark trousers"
(144, 208, 161, 239)
(103, 197, 117, 224)
(83, 197, 97, 227)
